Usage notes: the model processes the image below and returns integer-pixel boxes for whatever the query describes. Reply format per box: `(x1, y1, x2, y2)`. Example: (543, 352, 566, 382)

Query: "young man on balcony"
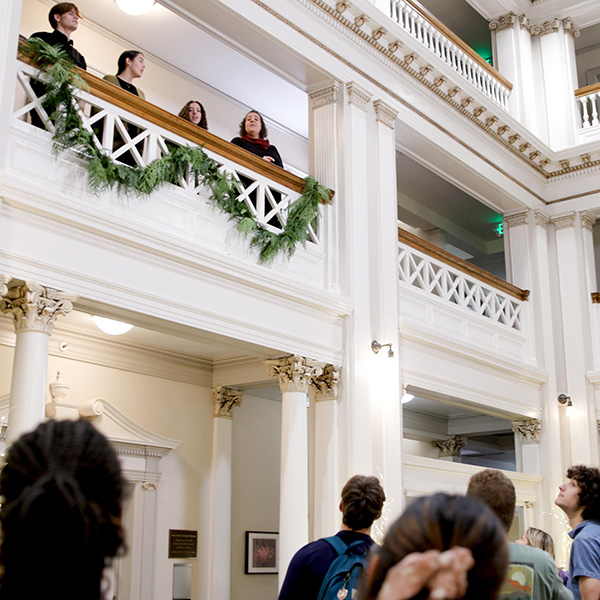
(556, 466, 600, 600)
(29, 3, 87, 70)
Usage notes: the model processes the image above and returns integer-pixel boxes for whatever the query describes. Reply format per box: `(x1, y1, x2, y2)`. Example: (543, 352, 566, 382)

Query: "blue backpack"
(316, 536, 370, 600)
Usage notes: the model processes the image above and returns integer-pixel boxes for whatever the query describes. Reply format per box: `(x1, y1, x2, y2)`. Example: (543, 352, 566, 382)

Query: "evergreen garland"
(21, 38, 331, 264)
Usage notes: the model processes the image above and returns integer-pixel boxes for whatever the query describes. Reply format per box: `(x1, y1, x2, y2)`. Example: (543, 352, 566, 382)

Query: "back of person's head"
(359, 493, 508, 600)
(566, 465, 600, 520)
(466, 468, 515, 531)
(117, 50, 142, 76)
(49, 3, 81, 29)
(341, 475, 385, 530)
(0, 419, 125, 600)
(525, 527, 555, 559)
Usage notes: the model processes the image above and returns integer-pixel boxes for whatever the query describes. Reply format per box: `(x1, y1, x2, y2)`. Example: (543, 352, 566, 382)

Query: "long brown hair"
(178, 100, 208, 130)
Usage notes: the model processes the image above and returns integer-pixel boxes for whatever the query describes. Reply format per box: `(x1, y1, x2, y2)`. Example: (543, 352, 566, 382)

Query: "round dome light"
(92, 315, 134, 336)
(115, 0, 155, 16)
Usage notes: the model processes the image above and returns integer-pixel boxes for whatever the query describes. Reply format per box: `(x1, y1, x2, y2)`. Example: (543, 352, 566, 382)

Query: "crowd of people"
(28, 3, 284, 170)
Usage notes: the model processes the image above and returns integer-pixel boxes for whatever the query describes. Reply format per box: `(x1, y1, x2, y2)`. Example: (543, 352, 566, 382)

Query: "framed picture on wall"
(245, 531, 279, 574)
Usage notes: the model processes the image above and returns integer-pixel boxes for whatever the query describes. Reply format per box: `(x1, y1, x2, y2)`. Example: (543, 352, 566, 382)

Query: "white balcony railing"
(13, 59, 320, 247)
(398, 232, 527, 332)
(389, 0, 511, 110)
(576, 84, 600, 129)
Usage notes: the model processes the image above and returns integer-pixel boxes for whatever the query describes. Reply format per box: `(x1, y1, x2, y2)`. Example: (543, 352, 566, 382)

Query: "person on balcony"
(231, 110, 283, 167)
(103, 50, 146, 99)
(29, 3, 87, 129)
(178, 100, 208, 130)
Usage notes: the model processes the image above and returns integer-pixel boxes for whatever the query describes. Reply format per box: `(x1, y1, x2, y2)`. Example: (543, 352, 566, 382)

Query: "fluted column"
(513, 419, 541, 474)
(208, 387, 243, 600)
(551, 213, 597, 465)
(265, 355, 323, 588)
(0, 0, 22, 168)
(1, 281, 77, 443)
(311, 364, 341, 540)
(309, 82, 340, 293)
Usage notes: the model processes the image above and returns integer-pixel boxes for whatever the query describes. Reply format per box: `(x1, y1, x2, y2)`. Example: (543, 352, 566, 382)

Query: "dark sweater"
(230, 136, 284, 168)
(29, 30, 87, 70)
(278, 531, 373, 600)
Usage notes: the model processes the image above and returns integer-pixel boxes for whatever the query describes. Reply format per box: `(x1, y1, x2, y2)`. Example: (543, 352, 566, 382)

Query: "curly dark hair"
(567, 465, 600, 520)
(0, 419, 125, 600)
(178, 100, 208, 130)
(466, 469, 515, 531)
(341, 475, 385, 530)
(358, 494, 509, 600)
(238, 110, 268, 138)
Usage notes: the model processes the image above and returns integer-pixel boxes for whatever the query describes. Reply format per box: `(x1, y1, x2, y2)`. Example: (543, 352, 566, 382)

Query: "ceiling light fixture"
(115, 0, 155, 16)
(92, 316, 134, 336)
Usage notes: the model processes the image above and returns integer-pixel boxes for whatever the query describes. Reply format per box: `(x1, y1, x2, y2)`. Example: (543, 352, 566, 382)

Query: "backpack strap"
(324, 536, 369, 556)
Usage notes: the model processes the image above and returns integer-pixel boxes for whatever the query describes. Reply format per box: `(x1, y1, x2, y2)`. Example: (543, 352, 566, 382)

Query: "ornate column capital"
(212, 386, 243, 419)
(527, 17, 560, 37)
(551, 213, 576, 231)
(581, 212, 595, 232)
(431, 435, 466, 457)
(489, 12, 517, 32)
(0, 275, 10, 297)
(505, 210, 530, 229)
(346, 82, 372, 111)
(309, 83, 340, 109)
(534, 210, 550, 229)
(265, 355, 324, 394)
(311, 364, 340, 402)
(562, 18, 580, 39)
(373, 100, 397, 129)
(0, 282, 77, 334)
(512, 419, 541, 444)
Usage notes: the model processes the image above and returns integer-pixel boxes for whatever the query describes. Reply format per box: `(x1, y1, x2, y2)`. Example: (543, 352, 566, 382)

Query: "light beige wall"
(231, 392, 281, 600)
(0, 343, 14, 395)
(19, 0, 309, 173)
(44, 353, 214, 600)
(577, 46, 600, 88)
(403, 438, 438, 459)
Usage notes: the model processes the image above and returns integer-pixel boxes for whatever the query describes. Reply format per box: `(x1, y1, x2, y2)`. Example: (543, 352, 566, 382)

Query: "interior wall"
(231, 392, 281, 600)
(576, 46, 600, 88)
(19, 0, 309, 174)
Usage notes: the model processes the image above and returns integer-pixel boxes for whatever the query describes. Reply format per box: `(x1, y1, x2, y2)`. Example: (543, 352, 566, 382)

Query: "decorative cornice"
(265, 355, 324, 393)
(581, 212, 595, 232)
(534, 210, 550, 229)
(335, 0, 348, 13)
(212, 386, 243, 419)
(489, 12, 516, 33)
(512, 419, 541, 443)
(505, 210, 529, 229)
(551, 213, 576, 230)
(0, 281, 77, 333)
(346, 81, 372, 110)
(311, 364, 340, 401)
(373, 99, 397, 129)
(562, 18, 580, 39)
(309, 82, 339, 108)
(432, 435, 466, 457)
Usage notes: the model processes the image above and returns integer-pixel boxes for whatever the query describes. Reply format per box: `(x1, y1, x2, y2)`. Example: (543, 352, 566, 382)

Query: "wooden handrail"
(592, 292, 600, 304)
(575, 82, 600, 99)
(18, 46, 335, 201)
(398, 227, 529, 301)
(402, 0, 513, 92)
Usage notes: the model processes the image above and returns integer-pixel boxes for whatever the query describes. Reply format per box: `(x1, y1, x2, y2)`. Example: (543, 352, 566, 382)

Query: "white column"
(311, 365, 341, 540)
(207, 387, 242, 600)
(309, 82, 340, 293)
(0, 281, 77, 444)
(512, 420, 541, 474)
(370, 99, 403, 518)
(489, 13, 539, 133)
(551, 213, 598, 466)
(0, 0, 22, 169)
(265, 355, 323, 589)
(536, 18, 579, 148)
(340, 82, 374, 477)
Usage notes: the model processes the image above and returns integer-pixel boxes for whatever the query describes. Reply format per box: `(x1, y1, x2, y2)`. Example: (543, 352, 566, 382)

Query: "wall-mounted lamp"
(558, 394, 574, 418)
(372, 340, 394, 358)
(401, 386, 414, 404)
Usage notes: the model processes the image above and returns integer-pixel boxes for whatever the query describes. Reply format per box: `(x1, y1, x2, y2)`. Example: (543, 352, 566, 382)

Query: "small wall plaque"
(169, 529, 198, 559)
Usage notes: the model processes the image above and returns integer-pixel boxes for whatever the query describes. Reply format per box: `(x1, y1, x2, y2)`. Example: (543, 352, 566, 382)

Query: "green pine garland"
(20, 38, 331, 264)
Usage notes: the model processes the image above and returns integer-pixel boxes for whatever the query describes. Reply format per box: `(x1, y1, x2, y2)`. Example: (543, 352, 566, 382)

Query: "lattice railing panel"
(398, 243, 523, 330)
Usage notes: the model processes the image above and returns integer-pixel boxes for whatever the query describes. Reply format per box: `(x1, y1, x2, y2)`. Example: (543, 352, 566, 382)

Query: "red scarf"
(242, 134, 270, 149)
